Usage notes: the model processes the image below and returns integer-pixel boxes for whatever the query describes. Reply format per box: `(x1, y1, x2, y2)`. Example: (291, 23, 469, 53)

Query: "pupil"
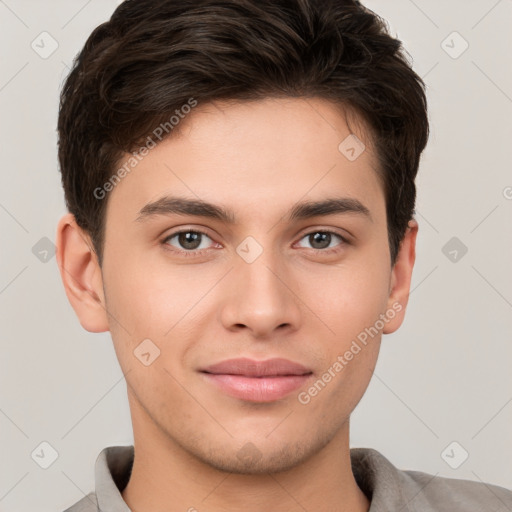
(311, 232, 330, 249)
(180, 232, 201, 250)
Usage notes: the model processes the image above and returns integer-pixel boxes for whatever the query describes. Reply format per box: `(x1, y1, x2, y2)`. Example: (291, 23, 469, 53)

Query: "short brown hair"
(58, 0, 429, 267)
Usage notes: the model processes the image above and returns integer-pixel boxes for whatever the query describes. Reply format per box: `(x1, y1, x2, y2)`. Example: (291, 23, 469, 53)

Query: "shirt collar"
(350, 447, 412, 511)
(95, 445, 133, 512)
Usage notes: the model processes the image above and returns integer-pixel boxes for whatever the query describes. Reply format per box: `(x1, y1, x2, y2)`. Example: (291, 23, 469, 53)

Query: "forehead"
(104, 97, 384, 226)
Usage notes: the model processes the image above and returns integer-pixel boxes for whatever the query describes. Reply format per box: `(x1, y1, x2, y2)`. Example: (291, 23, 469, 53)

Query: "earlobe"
(55, 213, 110, 333)
(383, 219, 418, 335)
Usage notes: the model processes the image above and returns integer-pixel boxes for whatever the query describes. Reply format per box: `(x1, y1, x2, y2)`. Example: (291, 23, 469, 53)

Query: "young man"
(56, 0, 512, 510)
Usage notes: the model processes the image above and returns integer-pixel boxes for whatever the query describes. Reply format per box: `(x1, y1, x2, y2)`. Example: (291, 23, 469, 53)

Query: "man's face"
(95, 97, 408, 473)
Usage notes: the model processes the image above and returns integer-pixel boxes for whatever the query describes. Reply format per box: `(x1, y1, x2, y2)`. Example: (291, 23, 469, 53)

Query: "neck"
(121, 402, 370, 512)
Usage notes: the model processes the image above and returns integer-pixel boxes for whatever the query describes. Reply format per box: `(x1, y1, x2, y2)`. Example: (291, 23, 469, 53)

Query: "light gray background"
(1, 0, 511, 511)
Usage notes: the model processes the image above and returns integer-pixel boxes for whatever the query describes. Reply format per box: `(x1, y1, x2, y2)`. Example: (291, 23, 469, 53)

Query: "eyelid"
(295, 226, 352, 244)
(293, 229, 349, 252)
(162, 227, 218, 251)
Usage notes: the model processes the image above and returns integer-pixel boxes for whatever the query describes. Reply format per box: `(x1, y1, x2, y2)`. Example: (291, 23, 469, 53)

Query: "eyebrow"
(135, 195, 372, 224)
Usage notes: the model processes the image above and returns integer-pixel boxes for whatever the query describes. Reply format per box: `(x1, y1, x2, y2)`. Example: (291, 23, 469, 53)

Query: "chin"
(185, 433, 330, 475)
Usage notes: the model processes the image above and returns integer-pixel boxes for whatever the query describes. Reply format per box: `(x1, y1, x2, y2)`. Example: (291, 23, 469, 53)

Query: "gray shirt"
(63, 445, 512, 511)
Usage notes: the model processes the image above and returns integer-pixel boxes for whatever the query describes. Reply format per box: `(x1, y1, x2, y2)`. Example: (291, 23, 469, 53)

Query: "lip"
(199, 357, 313, 402)
(201, 357, 312, 377)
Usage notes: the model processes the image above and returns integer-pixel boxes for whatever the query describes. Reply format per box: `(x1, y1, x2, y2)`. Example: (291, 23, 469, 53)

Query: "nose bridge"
(239, 251, 281, 301)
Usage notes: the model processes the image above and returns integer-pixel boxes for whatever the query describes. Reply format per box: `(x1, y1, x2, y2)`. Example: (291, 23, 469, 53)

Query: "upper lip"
(200, 357, 312, 377)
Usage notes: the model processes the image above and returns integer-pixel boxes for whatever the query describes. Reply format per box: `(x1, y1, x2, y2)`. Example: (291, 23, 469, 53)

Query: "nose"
(218, 245, 302, 338)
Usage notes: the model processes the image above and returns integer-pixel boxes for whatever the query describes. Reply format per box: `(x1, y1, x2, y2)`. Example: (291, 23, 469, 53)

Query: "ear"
(55, 213, 109, 333)
(383, 219, 418, 334)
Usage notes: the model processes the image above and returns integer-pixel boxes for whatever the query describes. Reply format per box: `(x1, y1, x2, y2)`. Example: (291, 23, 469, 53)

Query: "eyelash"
(161, 228, 350, 259)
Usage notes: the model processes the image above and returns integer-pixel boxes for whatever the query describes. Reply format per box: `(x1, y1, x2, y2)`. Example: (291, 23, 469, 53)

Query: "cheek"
(103, 253, 223, 379)
(293, 254, 391, 342)
(103, 248, 200, 333)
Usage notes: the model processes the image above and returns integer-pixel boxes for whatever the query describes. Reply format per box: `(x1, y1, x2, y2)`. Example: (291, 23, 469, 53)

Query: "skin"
(56, 97, 418, 512)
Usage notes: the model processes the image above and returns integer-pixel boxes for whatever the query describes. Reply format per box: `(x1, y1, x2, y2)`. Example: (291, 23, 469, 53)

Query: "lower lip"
(201, 373, 312, 402)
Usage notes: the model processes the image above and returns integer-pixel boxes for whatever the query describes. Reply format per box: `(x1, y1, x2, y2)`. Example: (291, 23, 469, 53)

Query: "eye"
(295, 230, 348, 252)
(161, 228, 349, 259)
(162, 229, 216, 254)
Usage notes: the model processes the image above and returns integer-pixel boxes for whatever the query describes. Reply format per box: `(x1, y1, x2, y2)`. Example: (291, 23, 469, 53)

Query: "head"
(56, 0, 428, 474)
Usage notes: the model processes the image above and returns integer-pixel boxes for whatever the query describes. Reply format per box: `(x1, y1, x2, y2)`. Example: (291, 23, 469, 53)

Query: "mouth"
(199, 357, 314, 402)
